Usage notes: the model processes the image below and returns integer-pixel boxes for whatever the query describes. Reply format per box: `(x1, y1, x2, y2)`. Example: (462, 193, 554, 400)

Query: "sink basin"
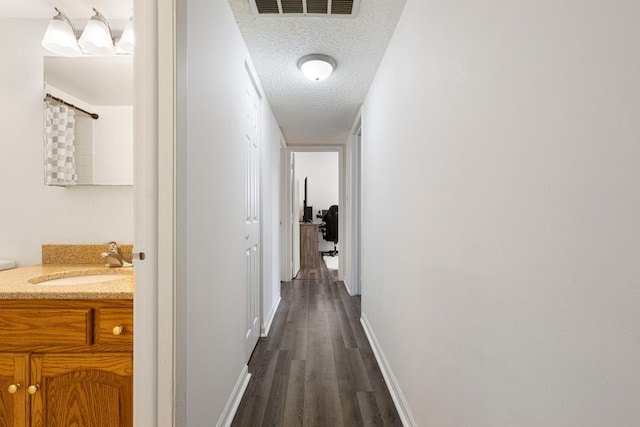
(35, 274, 125, 286)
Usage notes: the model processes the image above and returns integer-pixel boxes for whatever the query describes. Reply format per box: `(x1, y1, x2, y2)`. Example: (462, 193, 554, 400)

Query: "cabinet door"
(30, 353, 132, 427)
(0, 354, 28, 427)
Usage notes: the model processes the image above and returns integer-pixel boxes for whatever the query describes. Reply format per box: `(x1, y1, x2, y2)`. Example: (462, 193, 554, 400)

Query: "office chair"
(320, 205, 338, 257)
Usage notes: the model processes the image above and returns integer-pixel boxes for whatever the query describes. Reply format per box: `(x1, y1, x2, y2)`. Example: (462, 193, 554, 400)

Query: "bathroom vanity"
(0, 263, 134, 426)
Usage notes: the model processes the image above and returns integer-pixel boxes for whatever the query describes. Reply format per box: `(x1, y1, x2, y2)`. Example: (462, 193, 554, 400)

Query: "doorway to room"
(284, 146, 345, 286)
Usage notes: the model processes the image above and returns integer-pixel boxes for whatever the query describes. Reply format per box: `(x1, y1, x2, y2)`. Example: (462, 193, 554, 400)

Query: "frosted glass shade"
(41, 18, 81, 57)
(116, 19, 134, 55)
(298, 54, 336, 82)
(79, 19, 115, 55)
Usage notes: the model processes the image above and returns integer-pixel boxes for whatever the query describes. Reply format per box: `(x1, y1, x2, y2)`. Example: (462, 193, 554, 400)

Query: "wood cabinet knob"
(112, 325, 124, 335)
(27, 384, 39, 395)
(7, 383, 21, 394)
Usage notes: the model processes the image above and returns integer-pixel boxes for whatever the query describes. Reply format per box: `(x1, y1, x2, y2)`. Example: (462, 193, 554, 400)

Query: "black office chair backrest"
(323, 205, 338, 243)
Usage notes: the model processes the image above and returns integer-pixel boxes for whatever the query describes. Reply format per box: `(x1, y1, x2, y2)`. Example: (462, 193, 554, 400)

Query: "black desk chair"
(320, 205, 338, 257)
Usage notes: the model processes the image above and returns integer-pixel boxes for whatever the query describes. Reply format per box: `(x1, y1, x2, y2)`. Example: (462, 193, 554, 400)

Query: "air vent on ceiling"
(250, 0, 360, 17)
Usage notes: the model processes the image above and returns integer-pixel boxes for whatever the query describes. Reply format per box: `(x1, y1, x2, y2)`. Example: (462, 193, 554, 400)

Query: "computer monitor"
(303, 177, 312, 222)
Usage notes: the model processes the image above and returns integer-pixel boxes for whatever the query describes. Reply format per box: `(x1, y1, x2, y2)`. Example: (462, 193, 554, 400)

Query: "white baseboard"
(216, 365, 251, 427)
(261, 295, 281, 337)
(360, 314, 417, 427)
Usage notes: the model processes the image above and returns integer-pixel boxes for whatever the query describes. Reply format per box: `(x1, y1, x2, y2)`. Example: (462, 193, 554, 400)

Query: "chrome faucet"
(101, 241, 132, 268)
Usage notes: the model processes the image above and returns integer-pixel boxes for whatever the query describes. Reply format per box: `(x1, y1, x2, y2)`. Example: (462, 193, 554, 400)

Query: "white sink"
(36, 274, 125, 286)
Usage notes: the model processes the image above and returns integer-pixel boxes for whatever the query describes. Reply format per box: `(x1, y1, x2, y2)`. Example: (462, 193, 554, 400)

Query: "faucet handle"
(104, 241, 122, 254)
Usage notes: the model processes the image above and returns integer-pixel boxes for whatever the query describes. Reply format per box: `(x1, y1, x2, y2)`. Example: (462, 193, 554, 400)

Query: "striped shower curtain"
(44, 101, 77, 186)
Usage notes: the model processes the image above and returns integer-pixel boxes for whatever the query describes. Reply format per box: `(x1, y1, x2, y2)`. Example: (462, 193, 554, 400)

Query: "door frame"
(284, 145, 345, 282)
(133, 0, 177, 424)
(280, 138, 291, 282)
(347, 112, 363, 296)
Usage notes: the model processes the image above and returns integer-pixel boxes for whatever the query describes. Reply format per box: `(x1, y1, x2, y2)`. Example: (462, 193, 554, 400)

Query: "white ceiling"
(2, 0, 405, 145)
(228, 0, 407, 145)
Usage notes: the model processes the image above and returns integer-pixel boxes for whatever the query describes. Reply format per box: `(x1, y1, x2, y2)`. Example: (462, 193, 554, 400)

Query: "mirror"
(43, 56, 133, 186)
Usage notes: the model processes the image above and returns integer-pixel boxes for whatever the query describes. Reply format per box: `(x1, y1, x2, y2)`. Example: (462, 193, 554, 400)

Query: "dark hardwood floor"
(231, 256, 403, 427)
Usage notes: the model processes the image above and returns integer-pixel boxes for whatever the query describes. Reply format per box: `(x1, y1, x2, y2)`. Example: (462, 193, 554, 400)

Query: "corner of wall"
(216, 365, 251, 427)
(360, 314, 418, 427)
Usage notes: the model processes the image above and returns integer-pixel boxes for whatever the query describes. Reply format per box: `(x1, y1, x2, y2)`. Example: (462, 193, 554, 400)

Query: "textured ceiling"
(228, 0, 407, 145)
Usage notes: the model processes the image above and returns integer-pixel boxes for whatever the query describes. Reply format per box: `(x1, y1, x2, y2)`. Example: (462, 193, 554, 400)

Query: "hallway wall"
(176, 0, 282, 423)
(360, 0, 640, 425)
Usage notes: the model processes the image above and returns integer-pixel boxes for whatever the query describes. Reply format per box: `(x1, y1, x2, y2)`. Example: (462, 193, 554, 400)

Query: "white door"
(244, 69, 261, 360)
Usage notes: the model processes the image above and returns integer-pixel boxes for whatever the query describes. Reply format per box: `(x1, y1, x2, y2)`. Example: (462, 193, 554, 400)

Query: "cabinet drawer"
(96, 309, 133, 345)
(0, 309, 93, 345)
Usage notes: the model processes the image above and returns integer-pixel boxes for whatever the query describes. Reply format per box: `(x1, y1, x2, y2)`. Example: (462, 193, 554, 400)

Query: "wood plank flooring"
(232, 256, 403, 427)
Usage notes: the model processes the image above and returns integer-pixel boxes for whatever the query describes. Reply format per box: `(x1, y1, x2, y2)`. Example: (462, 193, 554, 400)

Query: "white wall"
(93, 106, 134, 185)
(294, 152, 339, 219)
(176, 0, 282, 423)
(0, 19, 133, 266)
(361, 0, 640, 426)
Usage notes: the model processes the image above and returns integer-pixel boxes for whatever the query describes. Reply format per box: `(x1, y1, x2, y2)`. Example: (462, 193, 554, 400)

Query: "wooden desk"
(300, 223, 319, 269)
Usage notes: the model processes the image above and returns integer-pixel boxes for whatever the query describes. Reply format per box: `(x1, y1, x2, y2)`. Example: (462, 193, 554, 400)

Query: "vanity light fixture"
(41, 8, 82, 57)
(297, 54, 337, 82)
(116, 17, 134, 54)
(78, 8, 116, 56)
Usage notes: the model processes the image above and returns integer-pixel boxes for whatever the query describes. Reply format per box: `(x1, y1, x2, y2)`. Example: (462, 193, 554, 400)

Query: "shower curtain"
(44, 101, 77, 186)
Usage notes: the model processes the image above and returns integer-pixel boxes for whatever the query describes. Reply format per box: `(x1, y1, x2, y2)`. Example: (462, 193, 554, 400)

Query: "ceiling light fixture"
(116, 17, 134, 55)
(78, 8, 115, 56)
(298, 54, 336, 82)
(41, 8, 81, 57)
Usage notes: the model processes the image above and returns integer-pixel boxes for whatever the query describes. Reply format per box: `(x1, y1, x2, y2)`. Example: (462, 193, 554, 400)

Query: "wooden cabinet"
(0, 300, 132, 427)
(0, 354, 28, 427)
(30, 353, 132, 427)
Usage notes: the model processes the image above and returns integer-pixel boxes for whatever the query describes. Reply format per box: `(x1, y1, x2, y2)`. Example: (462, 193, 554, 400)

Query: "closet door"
(244, 67, 262, 360)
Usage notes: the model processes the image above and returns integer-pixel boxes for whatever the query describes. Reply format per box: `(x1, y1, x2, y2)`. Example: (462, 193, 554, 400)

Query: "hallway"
(232, 259, 402, 426)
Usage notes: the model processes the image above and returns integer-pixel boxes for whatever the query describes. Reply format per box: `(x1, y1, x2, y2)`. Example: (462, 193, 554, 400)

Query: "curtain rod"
(44, 93, 99, 120)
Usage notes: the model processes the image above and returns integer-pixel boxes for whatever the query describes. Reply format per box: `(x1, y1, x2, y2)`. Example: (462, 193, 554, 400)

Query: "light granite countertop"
(0, 264, 134, 300)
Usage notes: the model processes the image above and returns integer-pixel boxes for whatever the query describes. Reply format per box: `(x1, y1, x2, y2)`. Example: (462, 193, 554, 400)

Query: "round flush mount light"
(297, 54, 337, 82)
